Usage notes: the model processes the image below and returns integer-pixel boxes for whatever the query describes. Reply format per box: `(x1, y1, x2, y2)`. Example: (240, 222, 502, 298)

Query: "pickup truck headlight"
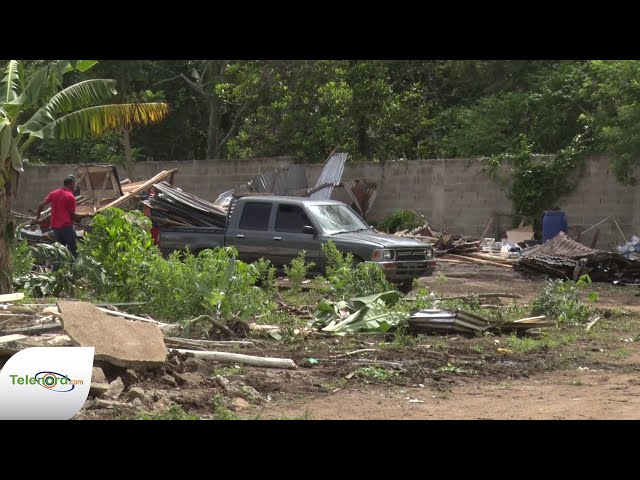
(426, 248, 433, 259)
(371, 249, 395, 261)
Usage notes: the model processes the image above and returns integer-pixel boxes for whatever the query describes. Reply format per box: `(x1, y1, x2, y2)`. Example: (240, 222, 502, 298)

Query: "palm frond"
(36, 102, 170, 140)
(19, 80, 118, 135)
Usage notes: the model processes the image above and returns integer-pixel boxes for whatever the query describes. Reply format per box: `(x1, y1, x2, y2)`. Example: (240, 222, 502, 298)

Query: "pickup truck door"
(270, 203, 322, 268)
(228, 201, 275, 263)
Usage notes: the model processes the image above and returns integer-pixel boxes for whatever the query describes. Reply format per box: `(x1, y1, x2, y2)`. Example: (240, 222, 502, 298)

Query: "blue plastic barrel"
(542, 211, 568, 242)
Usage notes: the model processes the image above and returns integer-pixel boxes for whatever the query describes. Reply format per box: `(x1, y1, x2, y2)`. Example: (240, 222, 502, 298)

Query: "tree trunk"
(122, 128, 136, 181)
(207, 94, 221, 159)
(0, 188, 13, 294)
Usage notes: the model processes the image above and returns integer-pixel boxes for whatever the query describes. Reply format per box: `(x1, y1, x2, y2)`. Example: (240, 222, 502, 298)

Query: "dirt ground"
(76, 262, 640, 420)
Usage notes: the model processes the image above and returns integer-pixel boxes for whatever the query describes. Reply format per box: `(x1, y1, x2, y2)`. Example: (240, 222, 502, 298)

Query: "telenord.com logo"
(0, 347, 94, 420)
(11, 372, 84, 392)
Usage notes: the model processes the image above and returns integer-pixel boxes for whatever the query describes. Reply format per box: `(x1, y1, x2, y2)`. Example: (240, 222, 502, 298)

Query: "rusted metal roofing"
(521, 232, 600, 258)
(344, 179, 377, 219)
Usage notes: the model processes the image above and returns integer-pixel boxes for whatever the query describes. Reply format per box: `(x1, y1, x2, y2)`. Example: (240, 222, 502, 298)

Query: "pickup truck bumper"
(371, 259, 437, 281)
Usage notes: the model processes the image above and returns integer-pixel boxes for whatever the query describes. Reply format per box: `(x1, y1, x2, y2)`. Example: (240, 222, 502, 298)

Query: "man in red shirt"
(36, 175, 78, 260)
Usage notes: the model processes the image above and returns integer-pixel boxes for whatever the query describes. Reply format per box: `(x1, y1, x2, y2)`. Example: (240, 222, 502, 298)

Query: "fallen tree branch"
(443, 293, 521, 300)
(331, 348, 380, 359)
(95, 307, 181, 335)
(1, 323, 62, 335)
(190, 315, 238, 339)
(165, 337, 254, 349)
(172, 348, 297, 369)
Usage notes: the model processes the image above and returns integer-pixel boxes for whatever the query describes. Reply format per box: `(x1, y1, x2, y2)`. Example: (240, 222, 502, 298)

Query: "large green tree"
(0, 60, 169, 293)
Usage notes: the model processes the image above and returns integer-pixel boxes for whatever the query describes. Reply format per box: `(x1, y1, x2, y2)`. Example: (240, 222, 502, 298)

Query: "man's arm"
(68, 195, 80, 222)
(35, 194, 52, 218)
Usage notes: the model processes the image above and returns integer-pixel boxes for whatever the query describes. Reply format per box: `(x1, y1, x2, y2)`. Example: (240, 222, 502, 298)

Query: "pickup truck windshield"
(307, 205, 369, 235)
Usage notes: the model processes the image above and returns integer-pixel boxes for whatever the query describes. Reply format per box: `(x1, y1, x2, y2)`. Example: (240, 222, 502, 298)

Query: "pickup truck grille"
(395, 249, 427, 261)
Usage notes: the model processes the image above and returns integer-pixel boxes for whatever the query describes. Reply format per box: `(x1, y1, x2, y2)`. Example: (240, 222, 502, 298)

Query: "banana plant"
(0, 60, 170, 293)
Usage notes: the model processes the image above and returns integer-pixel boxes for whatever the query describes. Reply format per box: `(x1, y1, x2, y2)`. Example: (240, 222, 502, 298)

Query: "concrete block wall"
(11, 155, 639, 251)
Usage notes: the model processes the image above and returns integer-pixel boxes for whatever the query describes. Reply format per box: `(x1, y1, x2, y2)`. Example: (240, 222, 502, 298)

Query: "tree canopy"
(21, 59, 640, 184)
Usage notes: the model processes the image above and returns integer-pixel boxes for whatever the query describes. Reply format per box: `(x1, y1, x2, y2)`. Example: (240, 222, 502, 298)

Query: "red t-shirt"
(45, 188, 76, 229)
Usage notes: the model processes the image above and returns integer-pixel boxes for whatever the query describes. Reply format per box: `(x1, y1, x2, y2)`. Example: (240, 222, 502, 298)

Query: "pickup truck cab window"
(275, 204, 312, 233)
(307, 204, 369, 235)
(239, 202, 272, 230)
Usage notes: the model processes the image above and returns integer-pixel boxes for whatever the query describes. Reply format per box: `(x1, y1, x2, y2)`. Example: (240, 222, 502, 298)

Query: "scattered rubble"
(58, 300, 167, 370)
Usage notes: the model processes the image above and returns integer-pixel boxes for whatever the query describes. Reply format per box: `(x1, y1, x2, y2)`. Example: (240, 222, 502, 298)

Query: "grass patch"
(504, 330, 580, 354)
(354, 366, 400, 383)
(437, 362, 471, 375)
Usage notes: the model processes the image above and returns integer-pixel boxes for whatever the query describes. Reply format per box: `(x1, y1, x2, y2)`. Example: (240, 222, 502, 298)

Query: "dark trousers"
(52, 226, 77, 270)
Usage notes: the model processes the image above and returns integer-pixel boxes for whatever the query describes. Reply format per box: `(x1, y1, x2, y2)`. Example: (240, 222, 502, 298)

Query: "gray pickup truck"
(157, 196, 436, 286)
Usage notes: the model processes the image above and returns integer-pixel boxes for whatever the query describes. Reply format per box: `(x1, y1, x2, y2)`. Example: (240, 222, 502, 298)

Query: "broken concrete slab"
(90, 383, 109, 397)
(92, 398, 132, 409)
(103, 377, 125, 400)
(58, 300, 167, 370)
(161, 374, 178, 388)
(127, 387, 146, 401)
(92, 367, 108, 384)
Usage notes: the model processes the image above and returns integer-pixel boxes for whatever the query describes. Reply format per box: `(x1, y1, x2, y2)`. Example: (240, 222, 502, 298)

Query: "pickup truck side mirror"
(302, 225, 315, 235)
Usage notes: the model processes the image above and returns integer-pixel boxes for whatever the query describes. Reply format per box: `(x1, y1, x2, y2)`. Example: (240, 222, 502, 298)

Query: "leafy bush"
(530, 278, 592, 323)
(79, 208, 159, 302)
(321, 241, 394, 300)
(144, 247, 273, 323)
(283, 250, 315, 292)
(253, 258, 276, 290)
(11, 239, 33, 278)
(13, 242, 76, 297)
(377, 209, 423, 233)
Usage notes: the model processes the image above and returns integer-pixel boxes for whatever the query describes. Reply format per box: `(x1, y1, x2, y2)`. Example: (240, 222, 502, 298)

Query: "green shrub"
(377, 209, 423, 233)
(530, 278, 592, 323)
(144, 247, 273, 323)
(79, 208, 158, 302)
(283, 250, 315, 292)
(321, 241, 394, 300)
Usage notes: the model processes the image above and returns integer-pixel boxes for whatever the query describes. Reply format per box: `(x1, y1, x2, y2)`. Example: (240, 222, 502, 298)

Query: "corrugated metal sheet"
(274, 164, 308, 195)
(310, 152, 347, 200)
(521, 232, 599, 258)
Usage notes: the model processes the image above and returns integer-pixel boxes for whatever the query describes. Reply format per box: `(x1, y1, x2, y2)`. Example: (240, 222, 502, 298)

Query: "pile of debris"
(144, 181, 228, 228)
(21, 165, 178, 243)
(0, 294, 295, 417)
(515, 232, 640, 284)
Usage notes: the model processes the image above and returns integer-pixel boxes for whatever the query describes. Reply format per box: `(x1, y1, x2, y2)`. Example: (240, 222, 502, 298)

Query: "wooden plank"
(97, 169, 178, 212)
(0, 334, 27, 344)
(1, 323, 62, 335)
(480, 216, 494, 240)
(93, 170, 112, 214)
(0, 293, 24, 302)
(590, 228, 600, 249)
